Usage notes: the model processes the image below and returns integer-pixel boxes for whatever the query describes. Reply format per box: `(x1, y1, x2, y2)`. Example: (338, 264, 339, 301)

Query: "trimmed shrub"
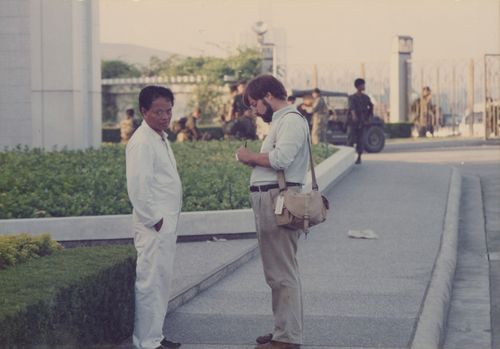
(0, 233, 62, 269)
(102, 127, 223, 143)
(198, 126, 224, 140)
(384, 122, 413, 138)
(0, 245, 136, 347)
(0, 142, 336, 219)
(101, 128, 121, 143)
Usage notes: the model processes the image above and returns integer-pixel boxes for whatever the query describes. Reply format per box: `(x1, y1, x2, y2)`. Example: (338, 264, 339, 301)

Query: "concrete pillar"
(390, 36, 413, 123)
(260, 43, 274, 75)
(0, 0, 101, 150)
(30, 0, 101, 149)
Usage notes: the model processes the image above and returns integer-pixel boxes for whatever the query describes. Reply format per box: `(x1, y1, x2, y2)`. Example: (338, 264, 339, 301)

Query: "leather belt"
(250, 182, 302, 192)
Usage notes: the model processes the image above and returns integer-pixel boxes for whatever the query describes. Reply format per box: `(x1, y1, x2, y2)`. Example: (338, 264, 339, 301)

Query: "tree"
(101, 60, 142, 123)
(144, 48, 261, 85)
(105, 48, 262, 125)
(186, 48, 262, 124)
(188, 81, 225, 125)
(101, 60, 141, 79)
(226, 48, 261, 83)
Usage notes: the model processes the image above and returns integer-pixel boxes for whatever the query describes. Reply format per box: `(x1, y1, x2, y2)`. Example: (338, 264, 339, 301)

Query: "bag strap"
(277, 169, 287, 192)
(277, 111, 319, 192)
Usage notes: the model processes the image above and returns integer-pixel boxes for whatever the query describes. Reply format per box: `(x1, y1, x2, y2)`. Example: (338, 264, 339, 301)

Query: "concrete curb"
(0, 146, 355, 242)
(166, 242, 259, 314)
(410, 168, 462, 349)
(384, 138, 496, 153)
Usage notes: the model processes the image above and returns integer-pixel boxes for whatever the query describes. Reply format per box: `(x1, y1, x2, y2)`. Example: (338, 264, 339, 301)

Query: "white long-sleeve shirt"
(250, 105, 310, 186)
(126, 121, 182, 228)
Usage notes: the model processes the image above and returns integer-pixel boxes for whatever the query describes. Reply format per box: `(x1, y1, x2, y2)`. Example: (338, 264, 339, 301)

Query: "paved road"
(164, 158, 452, 348)
(364, 142, 500, 349)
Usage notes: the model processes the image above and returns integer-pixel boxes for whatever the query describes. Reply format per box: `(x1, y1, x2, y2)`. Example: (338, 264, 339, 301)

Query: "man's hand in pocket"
(154, 218, 163, 232)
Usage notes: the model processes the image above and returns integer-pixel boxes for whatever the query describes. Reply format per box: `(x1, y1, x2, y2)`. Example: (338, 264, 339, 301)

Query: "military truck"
(291, 89, 386, 153)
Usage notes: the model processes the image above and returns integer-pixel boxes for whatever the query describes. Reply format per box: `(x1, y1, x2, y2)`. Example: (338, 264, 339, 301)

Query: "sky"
(100, 0, 500, 66)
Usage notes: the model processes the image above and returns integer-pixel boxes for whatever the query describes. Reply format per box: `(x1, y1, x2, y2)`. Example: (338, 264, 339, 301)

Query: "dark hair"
(313, 88, 321, 94)
(126, 108, 134, 116)
(229, 84, 238, 93)
(287, 96, 296, 102)
(354, 78, 365, 88)
(178, 117, 188, 128)
(422, 86, 431, 92)
(237, 79, 247, 86)
(243, 75, 287, 106)
(139, 86, 175, 112)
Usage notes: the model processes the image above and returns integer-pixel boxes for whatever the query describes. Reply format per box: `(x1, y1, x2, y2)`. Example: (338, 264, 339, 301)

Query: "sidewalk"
(168, 238, 257, 312)
(444, 175, 491, 349)
(480, 166, 500, 349)
(162, 161, 453, 348)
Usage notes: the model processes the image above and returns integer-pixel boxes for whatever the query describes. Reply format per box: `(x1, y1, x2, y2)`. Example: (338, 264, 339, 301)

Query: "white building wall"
(0, 0, 32, 148)
(0, 0, 101, 150)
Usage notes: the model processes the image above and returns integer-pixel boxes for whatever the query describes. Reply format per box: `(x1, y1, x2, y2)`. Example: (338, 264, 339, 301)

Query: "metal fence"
(485, 54, 500, 138)
(100, 58, 499, 137)
(286, 57, 497, 136)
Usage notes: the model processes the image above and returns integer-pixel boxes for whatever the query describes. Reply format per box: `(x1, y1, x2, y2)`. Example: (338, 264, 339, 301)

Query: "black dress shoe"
(256, 333, 273, 344)
(160, 338, 181, 348)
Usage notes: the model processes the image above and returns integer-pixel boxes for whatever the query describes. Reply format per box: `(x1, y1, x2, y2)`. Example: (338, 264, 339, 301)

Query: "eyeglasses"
(249, 100, 259, 109)
(151, 109, 172, 117)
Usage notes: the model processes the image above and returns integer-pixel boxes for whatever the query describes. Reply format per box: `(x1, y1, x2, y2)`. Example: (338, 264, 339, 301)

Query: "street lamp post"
(253, 21, 275, 75)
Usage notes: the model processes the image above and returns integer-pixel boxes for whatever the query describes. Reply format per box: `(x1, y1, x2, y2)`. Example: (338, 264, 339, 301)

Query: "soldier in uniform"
(347, 78, 373, 164)
(232, 80, 251, 118)
(411, 86, 436, 137)
(185, 107, 201, 141)
(311, 88, 329, 144)
(120, 108, 137, 144)
(232, 112, 257, 140)
(297, 95, 313, 132)
(222, 84, 239, 139)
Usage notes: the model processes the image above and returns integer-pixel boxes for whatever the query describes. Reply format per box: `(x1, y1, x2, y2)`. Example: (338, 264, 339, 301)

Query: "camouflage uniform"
(411, 96, 436, 137)
(311, 96, 329, 144)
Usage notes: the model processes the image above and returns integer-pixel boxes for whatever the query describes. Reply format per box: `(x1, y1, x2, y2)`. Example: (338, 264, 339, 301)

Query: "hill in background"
(100, 43, 181, 65)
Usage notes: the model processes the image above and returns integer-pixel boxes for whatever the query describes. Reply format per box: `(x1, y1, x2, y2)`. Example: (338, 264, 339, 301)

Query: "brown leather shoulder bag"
(273, 113, 330, 233)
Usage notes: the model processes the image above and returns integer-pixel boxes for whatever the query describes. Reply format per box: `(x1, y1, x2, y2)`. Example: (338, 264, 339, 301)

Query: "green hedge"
(102, 126, 224, 143)
(0, 142, 335, 219)
(198, 126, 224, 140)
(384, 122, 413, 138)
(0, 233, 62, 269)
(102, 128, 121, 143)
(0, 245, 136, 347)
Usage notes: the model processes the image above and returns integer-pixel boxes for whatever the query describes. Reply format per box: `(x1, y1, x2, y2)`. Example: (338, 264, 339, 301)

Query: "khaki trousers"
(311, 115, 327, 145)
(251, 188, 303, 345)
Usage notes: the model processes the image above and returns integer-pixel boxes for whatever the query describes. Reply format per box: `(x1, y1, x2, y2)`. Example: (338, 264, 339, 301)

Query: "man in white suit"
(126, 86, 182, 349)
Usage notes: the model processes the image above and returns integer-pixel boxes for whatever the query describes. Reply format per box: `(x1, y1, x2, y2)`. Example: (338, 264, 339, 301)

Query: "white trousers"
(132, 214, 178, 349)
